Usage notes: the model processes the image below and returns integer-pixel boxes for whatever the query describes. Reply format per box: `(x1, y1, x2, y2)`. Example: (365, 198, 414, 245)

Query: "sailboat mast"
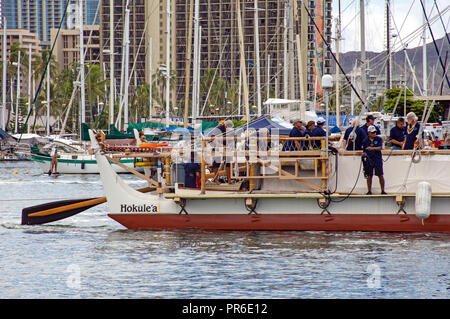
(422, 0, 427, 96)
(79, 0, 86, 125)
(149, 36, 153, 119)
(2, 17, 7, 131)
(165, 0, 171, 127)
(183, 0, 194, 128)
(192, 0, 199, 125)
(254, 0, 262, 117)
(293, 0, 306, 120)
(15, 51, 20, 134)
(236, 0, 250, 123)
(123, 6, 130, 131)
(335, 0, 341, 127)
(109, 0, 114, 126)
(47, 54, 50, 136)
(360, 0, 367, 105)
(386, 0, 391, 90)
(27, 43, 31, 133)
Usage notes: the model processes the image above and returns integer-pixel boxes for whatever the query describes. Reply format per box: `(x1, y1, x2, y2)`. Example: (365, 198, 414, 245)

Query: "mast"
(15, 51, 20, 134)
(109, 0, 114, 126)
(79, 0, 86, 125)
(183, 0, 194, 128)
(266, 53, 270, 102)
(149, 36, 153, 119)
(2, 17, 7, 130)
(335, 0, 341, 127)
(165, 0, 171, 127)
(236, 0, 250, 123)
(123, 6, 130, 130)
(293, 0, 306, 120)
(386, 0, 391, 90)
(47, 53, 50, 136)
(254, 0, 262, 116)
(192, 0, 199, 125)
(360, 0, 367, 105)
(27, 43, 31, 133)
(283, 2, 288, 100)
(422, 0, 427, 96)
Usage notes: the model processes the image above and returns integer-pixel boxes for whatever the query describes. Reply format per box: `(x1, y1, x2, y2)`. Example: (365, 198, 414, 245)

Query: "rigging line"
(434, 0, 450, 46)
(419, 0, 450, 90)
(388, 5, 423, 95)
(18, 0, 71, 142)
(200, 37, 230, 116)
(300, 1, 366, 109)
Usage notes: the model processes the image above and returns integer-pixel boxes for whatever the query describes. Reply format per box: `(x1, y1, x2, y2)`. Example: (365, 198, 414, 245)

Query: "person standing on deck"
(362, 125, 386, 195)
(342, 118, 366, 151)
(404, 112, 422, 150)
(389, 118, 406, 150)
(360, 114, 381, 136)
(312, 118, 326, 149)
(49, 145, 58, 175)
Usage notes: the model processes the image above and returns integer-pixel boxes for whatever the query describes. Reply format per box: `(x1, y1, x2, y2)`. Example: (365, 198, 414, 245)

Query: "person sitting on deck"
(303, 121, 316, 150)
(389, 118, 406, 150)
(404, 112, 422, 150)
(342, 118, 366, 151)
(362, 125, 386, 195)
(312, 117, 326, 149)
(282, 120, 303, 152)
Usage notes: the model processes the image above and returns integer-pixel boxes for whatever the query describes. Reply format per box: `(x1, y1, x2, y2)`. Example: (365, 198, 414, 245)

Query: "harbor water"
(0, 161, 448, 299)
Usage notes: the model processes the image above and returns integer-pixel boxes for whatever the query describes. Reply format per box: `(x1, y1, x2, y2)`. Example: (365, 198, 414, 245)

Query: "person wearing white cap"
(312, 117, 326, 149)
(362, 125, 386, 195)
(342, 118, 365, 151)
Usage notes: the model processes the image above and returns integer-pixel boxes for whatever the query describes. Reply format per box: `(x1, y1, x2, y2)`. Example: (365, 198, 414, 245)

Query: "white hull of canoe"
(94, 153, 450, 232)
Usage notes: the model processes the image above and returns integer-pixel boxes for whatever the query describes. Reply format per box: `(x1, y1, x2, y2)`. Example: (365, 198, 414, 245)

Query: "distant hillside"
(333, 33, 450, 95)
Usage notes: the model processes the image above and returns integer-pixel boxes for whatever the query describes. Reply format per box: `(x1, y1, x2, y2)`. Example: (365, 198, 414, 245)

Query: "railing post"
(201, 139, 206, 194)
(321, 139, 327, 191)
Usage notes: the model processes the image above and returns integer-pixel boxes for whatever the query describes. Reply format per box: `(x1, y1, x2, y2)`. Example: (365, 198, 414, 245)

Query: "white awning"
(263, 98, 301, 105)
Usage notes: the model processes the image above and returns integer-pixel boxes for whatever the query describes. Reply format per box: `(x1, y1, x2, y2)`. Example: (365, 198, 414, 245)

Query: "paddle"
(21, 186, 155, 225)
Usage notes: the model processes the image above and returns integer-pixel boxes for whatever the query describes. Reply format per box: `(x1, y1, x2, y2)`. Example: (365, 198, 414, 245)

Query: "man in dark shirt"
(343, 118, 366, 151)
(389, 118, 406, 150)
(282, 120, 303, 151)
(312, 117, 326, 149)
(360, 114, 381, 136)
(184, 160, 200, 188)
(362, 125, 386, 195)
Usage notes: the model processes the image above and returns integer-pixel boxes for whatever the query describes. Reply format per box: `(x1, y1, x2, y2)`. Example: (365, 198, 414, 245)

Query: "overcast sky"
(332, 0, 450, 53)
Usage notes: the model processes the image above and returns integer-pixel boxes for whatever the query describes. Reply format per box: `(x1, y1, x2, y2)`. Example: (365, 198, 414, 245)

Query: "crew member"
(184, 154, 200, 188)
(209, 120, 234, 184)
(404, 112, 422, 150)
(312, 118, 326, 149)
(342, 118, 366, 151)
(282, 120, 303, 151)
(362, 125, 386, 195)
(303, 121, 316, 150)
(360, 114, 381, 136)
(389, 118, 406, 150)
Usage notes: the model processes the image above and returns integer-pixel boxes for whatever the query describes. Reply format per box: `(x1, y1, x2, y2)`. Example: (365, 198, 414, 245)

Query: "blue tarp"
(237, 116, 292, 135)
(316, 114, 356, 127)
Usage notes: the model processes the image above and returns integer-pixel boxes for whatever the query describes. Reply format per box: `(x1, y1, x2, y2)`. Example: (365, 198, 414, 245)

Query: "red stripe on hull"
(108, 214, 450, 232)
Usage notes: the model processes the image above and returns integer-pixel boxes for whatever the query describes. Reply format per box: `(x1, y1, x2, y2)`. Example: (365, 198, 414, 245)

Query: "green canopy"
(81, 123, 135, 141)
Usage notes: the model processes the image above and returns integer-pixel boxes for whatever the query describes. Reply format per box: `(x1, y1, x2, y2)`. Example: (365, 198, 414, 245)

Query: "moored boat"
(90, 129, 450, 232)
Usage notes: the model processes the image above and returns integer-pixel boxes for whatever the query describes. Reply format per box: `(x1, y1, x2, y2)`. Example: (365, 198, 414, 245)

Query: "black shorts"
(363, 161, 383, 177)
